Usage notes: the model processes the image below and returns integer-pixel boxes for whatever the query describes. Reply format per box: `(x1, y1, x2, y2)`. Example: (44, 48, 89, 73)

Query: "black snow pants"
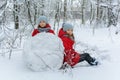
(79, 53, 96, 65)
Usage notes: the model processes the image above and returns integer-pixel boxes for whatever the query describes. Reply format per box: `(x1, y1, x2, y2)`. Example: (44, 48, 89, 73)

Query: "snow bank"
(23, 33, 64, 71)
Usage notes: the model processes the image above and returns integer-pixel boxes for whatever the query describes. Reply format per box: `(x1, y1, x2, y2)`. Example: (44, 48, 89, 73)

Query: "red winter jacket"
(32, 24, 54, 36)
(58, 28, 80, 67)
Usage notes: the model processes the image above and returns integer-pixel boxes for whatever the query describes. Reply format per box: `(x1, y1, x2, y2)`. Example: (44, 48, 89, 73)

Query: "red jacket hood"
(58, 28, 66, 38)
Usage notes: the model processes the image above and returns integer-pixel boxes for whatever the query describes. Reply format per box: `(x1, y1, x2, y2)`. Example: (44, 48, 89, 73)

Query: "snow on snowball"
(23, 33, 64, 71)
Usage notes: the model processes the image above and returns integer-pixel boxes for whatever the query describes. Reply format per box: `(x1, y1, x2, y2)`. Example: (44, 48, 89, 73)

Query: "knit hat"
(37, 16, 48, 24)
(63, 23, 73, 31)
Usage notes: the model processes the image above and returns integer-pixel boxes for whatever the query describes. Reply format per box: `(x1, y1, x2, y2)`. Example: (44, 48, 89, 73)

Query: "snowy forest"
(0, 0, 120, 80)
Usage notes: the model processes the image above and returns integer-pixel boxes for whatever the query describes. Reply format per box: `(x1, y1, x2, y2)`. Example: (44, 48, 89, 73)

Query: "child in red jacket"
(58, 23, 98, 68)
(32, 16, 54, 36)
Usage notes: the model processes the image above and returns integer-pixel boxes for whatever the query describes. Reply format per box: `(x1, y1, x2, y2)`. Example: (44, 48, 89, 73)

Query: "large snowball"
(23, 33, 64, 71)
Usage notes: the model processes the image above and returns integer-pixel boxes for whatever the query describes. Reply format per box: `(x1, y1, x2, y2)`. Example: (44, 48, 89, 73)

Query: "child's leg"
(79, 53, 98, 65)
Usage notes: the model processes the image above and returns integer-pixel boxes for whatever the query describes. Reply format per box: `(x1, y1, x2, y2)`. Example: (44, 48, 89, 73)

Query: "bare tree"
(41, 0, 45, 15)
(54, 1, 62, 33)
(96, 0, 100, 23)
(0, 0, 7, 25)
(13, 0, 19, 29)
(63, 0, 67, 23)
(81, 0, 86, 24)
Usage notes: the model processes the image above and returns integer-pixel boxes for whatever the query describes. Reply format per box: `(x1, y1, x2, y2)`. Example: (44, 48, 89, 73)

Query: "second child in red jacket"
(58, 23, 98, 68)
(32, 16, 54, 36)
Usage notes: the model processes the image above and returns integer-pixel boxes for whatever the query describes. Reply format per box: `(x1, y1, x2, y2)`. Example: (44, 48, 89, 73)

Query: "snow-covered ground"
(0, 27, 120, 80)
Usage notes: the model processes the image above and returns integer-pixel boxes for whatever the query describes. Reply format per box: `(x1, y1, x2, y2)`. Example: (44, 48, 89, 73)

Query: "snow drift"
(23, 33, 64, 71)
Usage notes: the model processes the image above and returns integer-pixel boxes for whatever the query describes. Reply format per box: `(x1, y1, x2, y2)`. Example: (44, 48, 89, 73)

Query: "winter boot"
(89, 58, 98, 66)
(79, 53, 99, 66)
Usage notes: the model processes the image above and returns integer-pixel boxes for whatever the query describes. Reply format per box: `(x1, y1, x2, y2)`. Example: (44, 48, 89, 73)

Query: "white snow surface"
(0, 27, 120, 80)
(23, 33, 64, 71)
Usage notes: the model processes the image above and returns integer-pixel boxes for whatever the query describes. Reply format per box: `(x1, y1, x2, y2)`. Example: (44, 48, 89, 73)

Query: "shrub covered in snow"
(23, 33, 64, 71)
